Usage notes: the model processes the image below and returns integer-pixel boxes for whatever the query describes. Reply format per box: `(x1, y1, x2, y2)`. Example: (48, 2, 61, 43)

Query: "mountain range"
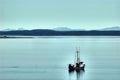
(1, 26, 120, 31)
(53, 26, 120, 31)
(0, 26, 120, 36)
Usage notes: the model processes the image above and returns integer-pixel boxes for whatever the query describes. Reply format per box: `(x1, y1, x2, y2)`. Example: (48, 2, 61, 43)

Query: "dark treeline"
(0, 29, 120, 36)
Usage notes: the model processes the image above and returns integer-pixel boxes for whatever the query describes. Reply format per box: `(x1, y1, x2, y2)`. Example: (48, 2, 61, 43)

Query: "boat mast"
(76, 47, 80, 63)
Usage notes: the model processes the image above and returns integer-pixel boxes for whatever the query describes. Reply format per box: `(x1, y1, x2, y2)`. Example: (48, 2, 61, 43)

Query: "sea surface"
(0, 36, 120, 80)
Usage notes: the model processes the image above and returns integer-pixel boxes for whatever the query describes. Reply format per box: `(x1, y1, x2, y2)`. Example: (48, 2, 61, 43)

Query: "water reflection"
(69, 70, 85, 80)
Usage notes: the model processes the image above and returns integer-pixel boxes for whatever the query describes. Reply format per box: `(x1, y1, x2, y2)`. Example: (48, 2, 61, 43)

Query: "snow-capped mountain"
(53, 27, 72, 31)
(101, 26, 120, 31)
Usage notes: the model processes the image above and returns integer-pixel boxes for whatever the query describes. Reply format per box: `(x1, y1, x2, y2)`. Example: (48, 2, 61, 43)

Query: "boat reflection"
(69, 69, 85, 80)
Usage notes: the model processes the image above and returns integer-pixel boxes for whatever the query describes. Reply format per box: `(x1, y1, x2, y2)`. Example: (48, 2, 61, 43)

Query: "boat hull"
(68, 63, 85, 72)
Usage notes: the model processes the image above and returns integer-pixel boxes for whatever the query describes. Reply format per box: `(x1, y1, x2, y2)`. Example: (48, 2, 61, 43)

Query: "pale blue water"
(0, 36, 120, 80)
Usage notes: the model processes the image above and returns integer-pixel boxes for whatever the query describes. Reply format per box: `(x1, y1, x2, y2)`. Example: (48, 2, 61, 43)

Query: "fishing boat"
(68, 48, 85, 72)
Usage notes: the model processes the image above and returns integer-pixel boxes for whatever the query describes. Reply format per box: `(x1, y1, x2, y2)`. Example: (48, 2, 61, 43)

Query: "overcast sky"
(1, 0, 120, 30)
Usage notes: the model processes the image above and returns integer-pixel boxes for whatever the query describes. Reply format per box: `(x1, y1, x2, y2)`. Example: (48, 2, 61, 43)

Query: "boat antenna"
(74, 47, 77, 65)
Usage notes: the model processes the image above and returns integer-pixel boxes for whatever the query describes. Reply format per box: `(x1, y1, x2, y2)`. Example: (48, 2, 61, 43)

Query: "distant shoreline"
(0, 36, 120, 39)
(0, 36, 33, 38)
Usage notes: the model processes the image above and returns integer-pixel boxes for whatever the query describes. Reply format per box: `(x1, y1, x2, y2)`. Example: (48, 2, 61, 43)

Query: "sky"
(0, 0, 120, 30)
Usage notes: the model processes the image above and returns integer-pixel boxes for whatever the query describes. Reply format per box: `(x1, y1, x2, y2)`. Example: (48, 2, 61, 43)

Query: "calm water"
(0, 36, 120, 80)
